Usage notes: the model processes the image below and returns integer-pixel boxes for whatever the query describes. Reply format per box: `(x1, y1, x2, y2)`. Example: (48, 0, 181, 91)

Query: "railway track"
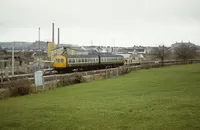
(1, 59, 200, 87)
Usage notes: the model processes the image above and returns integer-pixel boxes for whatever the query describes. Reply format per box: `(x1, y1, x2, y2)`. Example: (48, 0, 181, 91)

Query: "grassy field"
(0, 64, 200, 130)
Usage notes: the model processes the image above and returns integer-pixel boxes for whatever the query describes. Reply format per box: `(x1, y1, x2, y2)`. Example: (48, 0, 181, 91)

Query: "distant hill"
(0, 41, 47, 51)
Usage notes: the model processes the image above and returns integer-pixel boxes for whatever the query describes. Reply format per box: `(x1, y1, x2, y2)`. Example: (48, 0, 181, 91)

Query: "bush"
(58, 73, 83, 87)
(9, 78, 32, 96)
(121, 67, 131, 75)
(74, 73, 83, 83)
(141, 64, 151, 69)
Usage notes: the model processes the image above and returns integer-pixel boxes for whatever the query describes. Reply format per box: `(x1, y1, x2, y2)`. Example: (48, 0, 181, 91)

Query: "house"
(117, 53, 141, 65)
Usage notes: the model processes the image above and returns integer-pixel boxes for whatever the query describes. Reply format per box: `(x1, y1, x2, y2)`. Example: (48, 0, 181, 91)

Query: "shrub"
(9, 78, 32, 96)
(141, 63, 151, 69)
(74, 73, 83, 83)
(121, 67, 131, 75)
(58, 73, 83, 87)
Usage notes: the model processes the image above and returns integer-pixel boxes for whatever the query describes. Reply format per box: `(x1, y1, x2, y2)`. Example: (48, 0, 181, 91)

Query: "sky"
(0, 0, 200, 47)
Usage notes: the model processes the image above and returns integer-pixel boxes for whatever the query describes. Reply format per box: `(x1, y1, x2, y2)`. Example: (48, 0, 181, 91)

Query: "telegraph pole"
(57, 28, 60, 47)
(38, 27, 41, 66)
(12, 43, 14, 76)
(52, 23, 54, 43)
(113, 39, 116, 53)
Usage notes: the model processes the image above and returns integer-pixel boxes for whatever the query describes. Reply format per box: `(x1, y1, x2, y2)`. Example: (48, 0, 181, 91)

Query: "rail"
(0, 59, 200, 88)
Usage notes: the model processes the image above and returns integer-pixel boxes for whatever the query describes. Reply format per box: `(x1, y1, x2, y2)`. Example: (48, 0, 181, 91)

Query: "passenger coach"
(53, 54, 124, 73)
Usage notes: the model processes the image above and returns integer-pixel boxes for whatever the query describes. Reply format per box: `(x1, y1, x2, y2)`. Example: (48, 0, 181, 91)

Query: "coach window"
(69, 58, 71, 63)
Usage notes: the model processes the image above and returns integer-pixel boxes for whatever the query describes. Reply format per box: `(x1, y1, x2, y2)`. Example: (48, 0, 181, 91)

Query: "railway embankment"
(0, 60, 200, 99)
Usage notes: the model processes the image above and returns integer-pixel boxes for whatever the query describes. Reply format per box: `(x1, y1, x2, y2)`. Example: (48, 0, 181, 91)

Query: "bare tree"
(151, 45, 170, 67)
(174, 44, 198, 62)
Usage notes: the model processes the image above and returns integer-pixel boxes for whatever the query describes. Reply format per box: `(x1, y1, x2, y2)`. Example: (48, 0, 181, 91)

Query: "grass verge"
(0, 64, 200, 129)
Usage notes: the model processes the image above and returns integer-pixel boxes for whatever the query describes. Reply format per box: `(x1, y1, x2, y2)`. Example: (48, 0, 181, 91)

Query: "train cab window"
(61, 59, 64, 63)
(58, 59, 61, 63)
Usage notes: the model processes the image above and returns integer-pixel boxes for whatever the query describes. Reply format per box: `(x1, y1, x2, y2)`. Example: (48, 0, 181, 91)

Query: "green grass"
(0, 64, 200, 130)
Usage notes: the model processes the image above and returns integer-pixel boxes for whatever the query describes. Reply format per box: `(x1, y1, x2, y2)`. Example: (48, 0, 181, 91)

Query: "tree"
(151, 45, 170, 67)
(174, 44, 198, 62)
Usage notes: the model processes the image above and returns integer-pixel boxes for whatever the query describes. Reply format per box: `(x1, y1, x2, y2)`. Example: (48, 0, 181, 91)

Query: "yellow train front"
(53, 54, 124, 73)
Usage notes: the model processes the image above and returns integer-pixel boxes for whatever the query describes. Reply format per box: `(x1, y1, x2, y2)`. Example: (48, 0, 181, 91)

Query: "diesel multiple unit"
(53, 54, 124, 72)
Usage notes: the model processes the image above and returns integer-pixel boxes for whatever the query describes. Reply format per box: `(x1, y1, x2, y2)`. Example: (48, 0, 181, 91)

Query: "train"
(52, 52, 200, 73)
(53, 53, 124, 73)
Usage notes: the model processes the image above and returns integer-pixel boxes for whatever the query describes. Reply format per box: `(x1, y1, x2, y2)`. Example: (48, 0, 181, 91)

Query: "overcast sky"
(0, 0, 200, 47)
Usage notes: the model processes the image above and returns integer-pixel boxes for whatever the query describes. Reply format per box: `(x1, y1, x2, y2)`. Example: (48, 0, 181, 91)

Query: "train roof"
(99, 54, 124, 57)
(66, 55, 98, 58)
(65, 54, 124, 58)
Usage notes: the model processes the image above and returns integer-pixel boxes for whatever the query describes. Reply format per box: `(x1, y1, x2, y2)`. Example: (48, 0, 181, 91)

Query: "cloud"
(0, 0, 200, 46)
